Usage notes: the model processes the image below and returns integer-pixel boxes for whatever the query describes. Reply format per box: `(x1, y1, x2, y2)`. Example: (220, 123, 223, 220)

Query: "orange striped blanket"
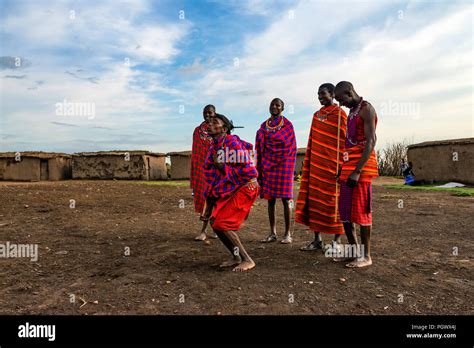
(295, 105, 347, 234)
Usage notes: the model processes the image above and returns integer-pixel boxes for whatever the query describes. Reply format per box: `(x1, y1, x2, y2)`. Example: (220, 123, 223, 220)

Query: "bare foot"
(333, 257, 356, 262)
(219, 257, 242, 268)
(194, 232, 207, 241)
(232, 260, 255, 272)
(345, 256, 372, 268)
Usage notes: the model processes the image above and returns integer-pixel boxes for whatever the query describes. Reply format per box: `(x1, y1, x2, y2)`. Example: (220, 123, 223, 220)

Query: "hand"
(346, 171, 360, 188)
(335, 167, 341, 183)
(247, 180, 259, 190)
(201, 197, 216, 220)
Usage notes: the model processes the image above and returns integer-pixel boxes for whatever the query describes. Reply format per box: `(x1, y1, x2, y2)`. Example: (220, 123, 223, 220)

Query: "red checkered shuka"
(204, 134, 258, 199)
(255, 116, 297, 199)
(191, 121, 213, 213)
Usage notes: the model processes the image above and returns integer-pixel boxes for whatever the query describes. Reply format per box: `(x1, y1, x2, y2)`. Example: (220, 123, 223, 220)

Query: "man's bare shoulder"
(360, 102, 376, 120)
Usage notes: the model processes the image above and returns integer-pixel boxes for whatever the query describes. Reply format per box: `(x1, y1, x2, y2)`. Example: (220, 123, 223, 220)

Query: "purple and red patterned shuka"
(255, 116, 297, 199)
(191, 121, 213, 213)
(204, 134, 258, 199)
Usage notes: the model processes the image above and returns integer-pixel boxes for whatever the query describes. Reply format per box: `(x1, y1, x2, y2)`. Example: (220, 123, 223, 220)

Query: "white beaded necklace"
(347, 98, 364, 146)
(348, 98, 363, 121)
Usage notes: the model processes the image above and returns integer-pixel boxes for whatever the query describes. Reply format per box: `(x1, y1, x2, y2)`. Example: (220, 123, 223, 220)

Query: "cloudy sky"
(0, 0, 472, 153)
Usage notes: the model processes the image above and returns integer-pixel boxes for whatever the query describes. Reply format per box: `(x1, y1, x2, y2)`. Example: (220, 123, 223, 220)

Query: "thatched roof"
(408, 138, 474, 149)
(168, 148, 306, 156)
(297, 147, 307, 155)
(0, 151, 71, 159)
(167, 151, 192, 157)
(73, 150, 166, 157)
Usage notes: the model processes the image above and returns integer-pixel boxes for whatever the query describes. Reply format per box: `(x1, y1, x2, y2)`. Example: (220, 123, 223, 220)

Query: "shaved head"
(319, 83, 335, 94)
(203, 104, 216, 122)
(334, 81, 360, 108)
(335, 81, 354, 92)
(271, 97, 284, 108)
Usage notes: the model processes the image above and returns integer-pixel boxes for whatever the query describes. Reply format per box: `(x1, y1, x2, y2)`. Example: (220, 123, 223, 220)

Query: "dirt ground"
(0, 177, 472, 315)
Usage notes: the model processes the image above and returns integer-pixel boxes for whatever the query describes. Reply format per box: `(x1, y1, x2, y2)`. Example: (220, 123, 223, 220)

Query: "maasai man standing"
(191, 105, 217, 241)
(334, 81, 378, 268)
(295, 83, 347, 252)
(203, 113, 259, 272)
(256, 98, 297, 244)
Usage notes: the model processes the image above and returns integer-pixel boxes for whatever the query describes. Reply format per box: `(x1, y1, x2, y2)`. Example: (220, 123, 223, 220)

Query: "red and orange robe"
(191, 121, 213, 214)
(338, 98, 378, 226)
(295, 105, 347, 234)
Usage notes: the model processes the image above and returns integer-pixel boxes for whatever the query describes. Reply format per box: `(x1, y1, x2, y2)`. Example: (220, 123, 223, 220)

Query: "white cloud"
(1, 0, 190, 64)
(216, 0, 285, 17)
(1, 0, 472, 153)
(0, 0, 192, 152)
(187, 1, 474, 148)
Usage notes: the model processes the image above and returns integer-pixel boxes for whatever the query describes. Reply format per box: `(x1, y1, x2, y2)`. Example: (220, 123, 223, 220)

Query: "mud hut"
(168, 151, 191, 180)
(0, 151, 72, 181)
(72, 151, 167, 180)
(295, 148, 307, 175)
(407, 138, 474, 184)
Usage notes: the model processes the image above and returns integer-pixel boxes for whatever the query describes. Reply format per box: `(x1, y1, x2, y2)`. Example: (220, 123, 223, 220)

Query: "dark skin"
(303, 87, 342, 248)
(203, 106, 216, 123)
(261, 98, 292, 244)
(195, 106, 218, 241)
(318, 87, 334, 107)
(334, 86, 377, 187)
(334, 85, 376, 267)
(207, 117, 257, 272)
(207, 116, 227, 174)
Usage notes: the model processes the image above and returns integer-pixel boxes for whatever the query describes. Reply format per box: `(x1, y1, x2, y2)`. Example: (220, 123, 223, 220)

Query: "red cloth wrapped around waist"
(210, 183, 259, 231)
(339, 144, 378, 183)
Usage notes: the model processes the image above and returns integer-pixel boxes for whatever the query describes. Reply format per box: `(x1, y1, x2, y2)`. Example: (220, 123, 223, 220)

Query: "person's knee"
(268, 198, 276, 206)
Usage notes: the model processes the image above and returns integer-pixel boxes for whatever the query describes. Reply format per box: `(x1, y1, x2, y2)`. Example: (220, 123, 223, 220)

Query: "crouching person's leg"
(224, 230, 255, 272)
(213, 227, 242, 268)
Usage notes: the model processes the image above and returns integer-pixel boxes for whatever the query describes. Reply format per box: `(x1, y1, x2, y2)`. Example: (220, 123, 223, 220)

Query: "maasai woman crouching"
(203, 114, 259, 272)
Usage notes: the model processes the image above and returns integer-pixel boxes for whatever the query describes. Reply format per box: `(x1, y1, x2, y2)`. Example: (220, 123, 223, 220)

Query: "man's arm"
(347, 104, 376, 187)
(355, 104, 377, 172)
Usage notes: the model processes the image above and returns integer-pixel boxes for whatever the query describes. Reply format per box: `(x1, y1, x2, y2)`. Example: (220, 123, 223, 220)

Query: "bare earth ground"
(0, 177, 472, 315)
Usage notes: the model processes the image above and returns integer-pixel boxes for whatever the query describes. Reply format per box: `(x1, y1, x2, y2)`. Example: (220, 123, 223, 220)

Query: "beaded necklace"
(315, 105, 339, 122)
(199, 122, 212, 141)
(347, 97, 364, 146)
(215, 133, 226, 151)
(265, 116, 284, 132)
(348, 97, 363, 121)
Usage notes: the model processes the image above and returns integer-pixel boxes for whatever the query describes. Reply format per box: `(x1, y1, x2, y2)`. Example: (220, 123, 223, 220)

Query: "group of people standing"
(190, 81, 378, 272)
